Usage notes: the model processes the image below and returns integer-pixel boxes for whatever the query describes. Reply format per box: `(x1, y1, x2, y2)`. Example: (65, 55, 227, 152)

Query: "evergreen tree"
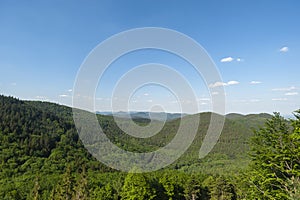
(248, 112, 300, 199)
(121, 172, 156, 200)
(55, 166, 75, 200)
(203, 175, 236, 200)
(184, 175, 202, 200)
(91, 183, 115, 200)
(73, 166, 89, 200)
(159, 172, 185, 200)
(30, 176, 41, 200)
(211, 177, 236, 200)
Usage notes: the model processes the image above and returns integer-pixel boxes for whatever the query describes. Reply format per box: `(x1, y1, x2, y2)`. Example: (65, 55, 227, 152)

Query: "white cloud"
(227, 81, 239, 85)
(285, 92, 298, 96)
(197, 98, 210, 101)
(279, 46, 289, 53)
(272, 86, 296, 91)
(147, 99, 153, 102)
(209, 80, 239, 88)
(220, 57, 234, 63)
(272, 98, 288, 101)
(144, 93, 149, 96)
(236, 58, 244, 62)
(250, 81, 262, 84)
(209, 82, 227, 87)
(68, 89, 72, 92)
(59, 94, 68, 97)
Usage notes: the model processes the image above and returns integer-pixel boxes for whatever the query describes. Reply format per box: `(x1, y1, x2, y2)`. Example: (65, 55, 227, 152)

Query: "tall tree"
(184, 175, 204, 200)
(30, 176, 41, 200)
(248, 111, 300, 199)
(55, 166, 75, 200)
(159, 172, 185, 200)
(203, 175, 236, 200)
(121, 172, 156, 200)
(73, 166, 89, 200)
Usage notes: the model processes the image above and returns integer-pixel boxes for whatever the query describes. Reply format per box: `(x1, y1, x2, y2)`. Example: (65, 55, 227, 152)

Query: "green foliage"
(29, 176, 41, 200)
(203, 176, 236, 200)
(53, 166, 75, 199)
(247, 111, 300, 199)
(91, 183, 115, 200)
(184, 174, 209, 200)
(1, 95, 298, 199)
(73, 167, 89, 200)
(159, 171, 186, 199)
(121, 173, 156, 200)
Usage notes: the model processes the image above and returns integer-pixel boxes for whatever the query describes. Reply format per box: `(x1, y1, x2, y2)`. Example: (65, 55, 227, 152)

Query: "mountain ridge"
(0, 94, 275, 198)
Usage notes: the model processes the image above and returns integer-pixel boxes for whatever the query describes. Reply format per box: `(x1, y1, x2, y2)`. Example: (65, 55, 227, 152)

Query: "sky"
(0, 0, 299, 115)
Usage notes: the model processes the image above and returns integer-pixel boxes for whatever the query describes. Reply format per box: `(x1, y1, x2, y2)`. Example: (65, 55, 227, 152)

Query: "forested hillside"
(0, 95, 299, 199)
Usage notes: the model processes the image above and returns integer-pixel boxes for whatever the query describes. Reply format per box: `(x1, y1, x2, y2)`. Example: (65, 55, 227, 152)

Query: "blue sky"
(0, 0, 299, 114)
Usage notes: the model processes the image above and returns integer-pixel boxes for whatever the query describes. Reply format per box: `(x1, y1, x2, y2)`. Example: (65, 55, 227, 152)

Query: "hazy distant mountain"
(283, 114, 296, 119)
(96, 111, 187, 121)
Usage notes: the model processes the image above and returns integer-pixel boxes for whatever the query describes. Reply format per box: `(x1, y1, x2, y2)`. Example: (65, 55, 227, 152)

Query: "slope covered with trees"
(0, 95, 298, 199)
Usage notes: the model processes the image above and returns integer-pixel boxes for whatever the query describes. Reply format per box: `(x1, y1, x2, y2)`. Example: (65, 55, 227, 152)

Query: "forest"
(0, 94, 299, 199)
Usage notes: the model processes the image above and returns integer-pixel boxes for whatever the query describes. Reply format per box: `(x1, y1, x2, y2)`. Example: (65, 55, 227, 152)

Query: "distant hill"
(225, 113, 245, 120)
(226, 112, 272, 120)
(0, 95, 110, 176)
(0, 94, 277, 198)
(96, 111, 186, 121)
(0, 95, 274, 178)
